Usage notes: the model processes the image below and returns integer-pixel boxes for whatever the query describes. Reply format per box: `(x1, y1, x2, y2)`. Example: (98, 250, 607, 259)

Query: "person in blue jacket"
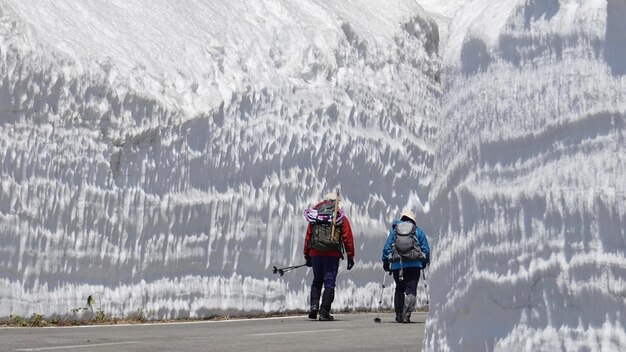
(382, 209, 430, 323)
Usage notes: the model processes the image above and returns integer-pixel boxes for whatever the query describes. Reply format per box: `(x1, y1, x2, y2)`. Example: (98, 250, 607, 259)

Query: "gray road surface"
(0, 312, 427, 352)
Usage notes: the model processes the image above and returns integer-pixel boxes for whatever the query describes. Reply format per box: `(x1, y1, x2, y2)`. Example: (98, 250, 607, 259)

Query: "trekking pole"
(272, 264, 307, 277)
(330, 188, 340, 242)
(373, 271, 389, 323)
(422, 266, 429, 305)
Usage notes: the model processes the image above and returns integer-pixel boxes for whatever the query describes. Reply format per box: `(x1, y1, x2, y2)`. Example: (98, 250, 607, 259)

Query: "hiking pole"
(272, 264, 307, 277)
(373, 271, 389, 323)
(422, 266, 429, 305)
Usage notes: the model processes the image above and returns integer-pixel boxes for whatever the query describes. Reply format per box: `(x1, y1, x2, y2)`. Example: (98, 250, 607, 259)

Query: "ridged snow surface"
(0, 1, 439, 320)
(1, 0, 625, 351)
(422, 0, 626, 351)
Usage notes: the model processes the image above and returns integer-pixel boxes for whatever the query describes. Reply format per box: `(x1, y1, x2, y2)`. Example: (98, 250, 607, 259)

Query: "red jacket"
(303, 201, 355, 260)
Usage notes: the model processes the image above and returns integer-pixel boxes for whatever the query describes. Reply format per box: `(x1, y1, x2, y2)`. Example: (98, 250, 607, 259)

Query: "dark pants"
(392, 267, 421, 314)
(310, 256, 339, 312)
(311, 256, 339, 289)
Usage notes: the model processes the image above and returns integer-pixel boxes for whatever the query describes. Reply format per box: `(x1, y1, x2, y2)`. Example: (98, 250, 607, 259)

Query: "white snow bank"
(0, 0, 440, 320)
(424, 0, 626, 350)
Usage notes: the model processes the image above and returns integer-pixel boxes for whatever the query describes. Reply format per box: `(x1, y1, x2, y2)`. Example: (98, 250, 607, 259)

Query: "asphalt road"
(0, 312, 427, 352)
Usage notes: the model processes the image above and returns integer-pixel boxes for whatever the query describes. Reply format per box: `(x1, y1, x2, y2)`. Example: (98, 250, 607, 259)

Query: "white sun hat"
(323, 192, 338, 201)
(400, 209, 416, 223)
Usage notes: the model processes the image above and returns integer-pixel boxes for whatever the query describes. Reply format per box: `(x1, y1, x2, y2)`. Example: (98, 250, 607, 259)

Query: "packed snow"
(420, 0, 626, 351)
(0, 0, 438, 321)
(0, 0, 624, 351)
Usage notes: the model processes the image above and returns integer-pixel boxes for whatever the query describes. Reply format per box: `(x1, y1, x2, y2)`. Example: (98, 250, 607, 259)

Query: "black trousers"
(392, 267, 421, 313)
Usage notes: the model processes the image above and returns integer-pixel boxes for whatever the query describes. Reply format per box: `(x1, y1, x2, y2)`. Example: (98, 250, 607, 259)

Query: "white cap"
(400, 209, 416, 223)
(323, 192, 338, 201)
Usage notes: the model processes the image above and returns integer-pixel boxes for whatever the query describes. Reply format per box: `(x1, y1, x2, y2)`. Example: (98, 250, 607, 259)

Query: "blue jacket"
(382, 220, 430, 271)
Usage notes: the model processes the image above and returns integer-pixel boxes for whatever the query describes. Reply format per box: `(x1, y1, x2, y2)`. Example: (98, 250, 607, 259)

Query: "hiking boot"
(318, 310, 334, 321)
(308, 306, 318, 320)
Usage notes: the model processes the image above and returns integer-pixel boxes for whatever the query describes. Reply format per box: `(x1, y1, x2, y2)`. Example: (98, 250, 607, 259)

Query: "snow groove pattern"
(0, 1, 440, 320)
(425, 1, 626, 351)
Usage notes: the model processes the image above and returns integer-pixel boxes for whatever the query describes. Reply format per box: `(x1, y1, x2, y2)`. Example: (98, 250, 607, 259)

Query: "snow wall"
(0, 0, 625, 351)
(424, 0, 626, 351)
(0, 1, 439, 320)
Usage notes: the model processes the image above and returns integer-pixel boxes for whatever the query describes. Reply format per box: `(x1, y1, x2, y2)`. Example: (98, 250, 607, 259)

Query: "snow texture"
(0, 0, 438, 321)
(0, 0, 625, 351)
(421, 0, 626, 351)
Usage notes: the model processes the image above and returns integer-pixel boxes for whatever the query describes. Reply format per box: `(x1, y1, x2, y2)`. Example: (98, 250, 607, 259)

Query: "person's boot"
(318, 309, 334, 321)
(394, 290, 405, 323)
(308, 305, 318, 320)
(319, 287, 335, 321)
(402, 294, 416, 323)
(308, 286, 321, 319)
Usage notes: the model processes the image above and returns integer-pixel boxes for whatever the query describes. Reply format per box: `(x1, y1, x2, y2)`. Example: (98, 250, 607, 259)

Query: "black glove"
(347, 258, 354, 270)
(305, 257, 312, 267)
(383, 260, 390, 272)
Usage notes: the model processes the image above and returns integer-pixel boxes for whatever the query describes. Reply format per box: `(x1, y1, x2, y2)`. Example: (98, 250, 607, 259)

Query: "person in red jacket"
(303, 193, 355, 321)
